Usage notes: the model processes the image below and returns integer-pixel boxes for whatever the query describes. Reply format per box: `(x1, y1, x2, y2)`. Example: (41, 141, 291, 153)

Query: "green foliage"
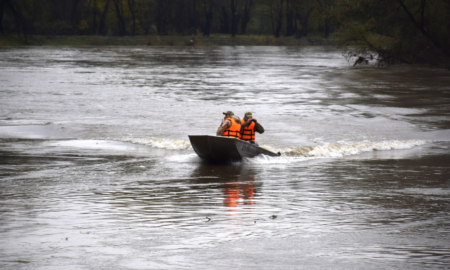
(53, 20, 72, 35)
(77, 20, 89, 31)
(0, 34, 27, 46)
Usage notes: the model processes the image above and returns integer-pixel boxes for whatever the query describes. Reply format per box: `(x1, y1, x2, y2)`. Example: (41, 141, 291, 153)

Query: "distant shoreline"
(0, 34, 335, 47)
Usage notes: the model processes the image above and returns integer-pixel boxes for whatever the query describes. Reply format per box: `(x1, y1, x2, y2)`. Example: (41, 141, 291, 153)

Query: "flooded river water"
(1, 46, 449, 269)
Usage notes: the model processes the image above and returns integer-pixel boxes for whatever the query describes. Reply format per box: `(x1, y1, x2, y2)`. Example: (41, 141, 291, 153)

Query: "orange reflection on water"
(223, 179, 255, 209)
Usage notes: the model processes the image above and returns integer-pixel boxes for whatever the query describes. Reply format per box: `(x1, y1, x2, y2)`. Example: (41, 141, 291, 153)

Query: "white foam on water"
(112, 137, 428, 164)
(47, 140, 135, 150)
(117, 137, 192, 150)
(244, 139, 428, 164)
(242, 154, 313, 164)
(166, 153, 200, 163)
(303, 140, 427, 158)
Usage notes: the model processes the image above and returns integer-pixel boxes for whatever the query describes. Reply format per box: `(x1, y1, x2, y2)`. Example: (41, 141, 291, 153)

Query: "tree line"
(0, 0, 336, 38)
(1, 0, 449, 67)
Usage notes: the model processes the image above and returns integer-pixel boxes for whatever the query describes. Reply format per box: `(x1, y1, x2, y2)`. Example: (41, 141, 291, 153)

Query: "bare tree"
(203, 0, 216, 36)
(314, 0, 332, 38)
(1, 0, 28, 40)
(395, 0, 450, 58)
(230, 0, 239, 37)
(127, 0, 136, 35)
(240, 0, 253, 34)
(98, 0, 110, 35)
(267, 0, 283, 37)
(112, 0, 126, 36)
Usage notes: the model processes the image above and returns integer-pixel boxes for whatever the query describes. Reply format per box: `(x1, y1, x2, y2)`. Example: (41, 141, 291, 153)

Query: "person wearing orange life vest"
(216, 111, 242, 139)
(240, 112, 264, 146)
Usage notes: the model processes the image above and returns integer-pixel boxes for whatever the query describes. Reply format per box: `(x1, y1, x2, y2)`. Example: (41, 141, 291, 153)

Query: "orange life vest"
(222, 117, 241, 139)
(240, 119, 255, 142)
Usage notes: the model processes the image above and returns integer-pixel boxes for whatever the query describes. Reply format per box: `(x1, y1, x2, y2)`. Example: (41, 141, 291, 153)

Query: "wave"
(115, 137, 427, 159)
(274, 139, 427, 158)
(244, 139, 428, 164)
(118, 137, 192, 150)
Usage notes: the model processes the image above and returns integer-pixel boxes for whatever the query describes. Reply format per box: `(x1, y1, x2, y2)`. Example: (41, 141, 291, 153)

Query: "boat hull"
(188, 135, 280, 162)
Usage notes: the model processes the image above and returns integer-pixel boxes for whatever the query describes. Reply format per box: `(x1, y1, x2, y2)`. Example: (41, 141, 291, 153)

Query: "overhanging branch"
(396, 0, 450, 58)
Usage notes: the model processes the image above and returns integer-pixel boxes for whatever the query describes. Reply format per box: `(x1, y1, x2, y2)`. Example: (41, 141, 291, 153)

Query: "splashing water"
(118, 137, 192, 150)
(277, 140, 428, 158)
(115, 137, 427, 160)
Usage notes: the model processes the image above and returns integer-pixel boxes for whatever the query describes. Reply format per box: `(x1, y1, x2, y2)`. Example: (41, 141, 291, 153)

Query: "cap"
(223, 111, 234, 116)
(244, 112, 252, 117)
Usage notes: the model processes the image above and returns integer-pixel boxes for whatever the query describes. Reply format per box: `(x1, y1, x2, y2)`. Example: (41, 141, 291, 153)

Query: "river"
(0, 46, 449, 269)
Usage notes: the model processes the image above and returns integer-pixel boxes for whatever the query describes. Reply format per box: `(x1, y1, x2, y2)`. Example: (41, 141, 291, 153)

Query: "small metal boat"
(188, 135, 281, 162)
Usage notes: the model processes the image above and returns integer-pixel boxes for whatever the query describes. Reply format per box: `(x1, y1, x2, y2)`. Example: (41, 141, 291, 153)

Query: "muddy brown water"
(0, 46, 449, 269)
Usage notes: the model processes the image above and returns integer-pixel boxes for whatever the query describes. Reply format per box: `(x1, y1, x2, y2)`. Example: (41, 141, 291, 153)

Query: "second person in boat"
(240, 112, 264, 146)
(216, 111, 242, 139)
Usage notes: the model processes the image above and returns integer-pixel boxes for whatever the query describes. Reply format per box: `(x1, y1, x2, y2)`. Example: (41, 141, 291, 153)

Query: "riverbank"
(0, 34, 334, 47)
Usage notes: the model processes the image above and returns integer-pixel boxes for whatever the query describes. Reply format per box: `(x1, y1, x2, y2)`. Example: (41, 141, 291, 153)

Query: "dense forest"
(0, 0, 336, 38)
(1, 0, 449, 67)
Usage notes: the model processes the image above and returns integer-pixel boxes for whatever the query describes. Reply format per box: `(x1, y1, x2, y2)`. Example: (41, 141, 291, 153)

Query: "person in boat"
(216, 111, 242, 139)
(240, 112, 264, 146)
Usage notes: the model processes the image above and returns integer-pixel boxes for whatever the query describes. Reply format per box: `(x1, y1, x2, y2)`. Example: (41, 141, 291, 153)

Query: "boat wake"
(265, 139, 427, 158)
(244, 139, 428, 164)
(114, 137, 428, 162)
(117, 137, 192, 150)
